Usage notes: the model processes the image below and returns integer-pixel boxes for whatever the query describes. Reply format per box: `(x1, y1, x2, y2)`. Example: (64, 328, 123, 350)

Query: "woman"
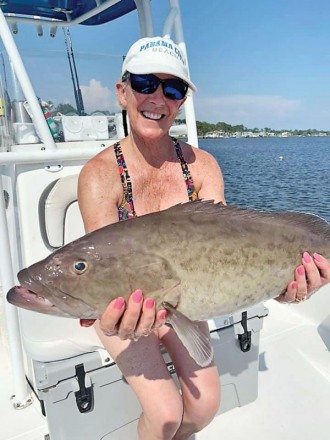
(78, 37, 330, 440)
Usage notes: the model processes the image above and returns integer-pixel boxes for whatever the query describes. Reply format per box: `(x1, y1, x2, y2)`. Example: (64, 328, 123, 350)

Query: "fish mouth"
(7, 267, 99, 319)
(7, 285, 68, 317)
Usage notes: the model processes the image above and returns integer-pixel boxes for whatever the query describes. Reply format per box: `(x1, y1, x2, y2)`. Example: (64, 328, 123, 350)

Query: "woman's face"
(116, 73, 186, 142)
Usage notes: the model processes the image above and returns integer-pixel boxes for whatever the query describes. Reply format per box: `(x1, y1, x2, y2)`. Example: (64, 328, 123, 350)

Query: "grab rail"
(0, 175, 31, 407)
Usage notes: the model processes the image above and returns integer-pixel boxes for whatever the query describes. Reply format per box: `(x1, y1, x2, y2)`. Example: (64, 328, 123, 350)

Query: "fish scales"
(118, 202, 329, 320)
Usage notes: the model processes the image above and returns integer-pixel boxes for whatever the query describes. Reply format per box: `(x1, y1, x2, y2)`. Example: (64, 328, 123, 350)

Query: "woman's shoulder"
(78, 142, 123, 230)
(78, 142, 123, 202)
(80, 142, 119, 180)
(179, 140, 225, 203)
(179, 140, 221, 169)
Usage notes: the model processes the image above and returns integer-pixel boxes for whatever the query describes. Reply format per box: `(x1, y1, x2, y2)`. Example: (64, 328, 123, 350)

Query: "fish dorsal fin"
(274, 211, 330, 239)
(155, 199, 259, 223)
(160, 200, 330, 239)
(162, 302, 214, 367)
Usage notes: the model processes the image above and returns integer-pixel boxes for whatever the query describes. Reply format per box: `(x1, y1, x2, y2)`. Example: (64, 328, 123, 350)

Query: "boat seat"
(16, 165, 107, 363)
(39, 173, 80, 249)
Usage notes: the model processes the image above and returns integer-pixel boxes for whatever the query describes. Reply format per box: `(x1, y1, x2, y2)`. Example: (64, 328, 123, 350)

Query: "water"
(201, 136, 330, 222)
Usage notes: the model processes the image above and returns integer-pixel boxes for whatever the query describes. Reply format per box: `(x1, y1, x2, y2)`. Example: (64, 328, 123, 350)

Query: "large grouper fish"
(7, 200, 330, 367)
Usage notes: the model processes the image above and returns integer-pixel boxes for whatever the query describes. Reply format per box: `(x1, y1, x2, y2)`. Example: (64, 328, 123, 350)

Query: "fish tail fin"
(162, 302, 214, 367)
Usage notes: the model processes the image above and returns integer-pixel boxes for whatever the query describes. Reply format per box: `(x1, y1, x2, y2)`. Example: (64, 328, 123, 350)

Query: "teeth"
(142, 112, 162, 120)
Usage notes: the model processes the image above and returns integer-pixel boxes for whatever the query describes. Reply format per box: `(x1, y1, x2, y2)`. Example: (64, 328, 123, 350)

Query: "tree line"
(175, 119, 330, 137)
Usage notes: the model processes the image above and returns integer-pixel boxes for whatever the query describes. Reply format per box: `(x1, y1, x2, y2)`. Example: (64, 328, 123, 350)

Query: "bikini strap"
(114, 141, 137, 220)
(172, 138, 198, 201)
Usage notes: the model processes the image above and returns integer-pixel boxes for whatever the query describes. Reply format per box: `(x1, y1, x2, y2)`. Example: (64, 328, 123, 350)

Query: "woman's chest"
(130, 166, 192, 215)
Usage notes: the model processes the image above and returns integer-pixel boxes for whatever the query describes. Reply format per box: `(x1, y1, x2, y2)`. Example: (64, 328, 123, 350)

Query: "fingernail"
(313, 253, 323, 262)
(297, 265, 305, 276)
(159, 310, 167, 320)
(290, 281, 298, 290)
(303, 252, 312, 263)
(145, 298, 155, 309)
(80, 319, 96, 327)
(133, 289, 143, 303)
(114, 297, 125, 309)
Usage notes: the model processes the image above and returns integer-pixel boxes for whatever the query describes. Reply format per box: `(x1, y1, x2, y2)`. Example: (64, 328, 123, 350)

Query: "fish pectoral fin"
(128, 255, 181, 297)
(162, 302, 214, 368)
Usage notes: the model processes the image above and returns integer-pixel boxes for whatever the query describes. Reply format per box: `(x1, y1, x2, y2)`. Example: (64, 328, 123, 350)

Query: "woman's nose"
(149, 84, 166, 102)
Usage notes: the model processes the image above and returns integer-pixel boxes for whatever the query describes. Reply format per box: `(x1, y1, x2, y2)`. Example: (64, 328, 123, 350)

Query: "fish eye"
(73, 260, 88, 274)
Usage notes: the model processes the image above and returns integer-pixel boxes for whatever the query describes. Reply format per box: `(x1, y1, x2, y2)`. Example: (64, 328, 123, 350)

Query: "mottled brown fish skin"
(7, 201, 330, 320)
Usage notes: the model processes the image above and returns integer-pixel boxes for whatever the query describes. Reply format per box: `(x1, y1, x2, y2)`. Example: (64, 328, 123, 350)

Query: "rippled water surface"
(200, 137, 330, 222)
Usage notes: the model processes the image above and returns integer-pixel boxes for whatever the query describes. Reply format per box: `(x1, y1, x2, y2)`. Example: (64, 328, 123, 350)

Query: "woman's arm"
(192, 148, 226, 203)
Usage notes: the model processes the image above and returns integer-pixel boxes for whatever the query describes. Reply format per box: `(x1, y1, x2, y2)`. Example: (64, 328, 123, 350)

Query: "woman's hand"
(97, 289, 167, 340)
(276, 252, 330, 304)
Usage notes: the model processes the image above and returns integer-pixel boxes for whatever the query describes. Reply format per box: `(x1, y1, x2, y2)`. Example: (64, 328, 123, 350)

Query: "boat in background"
(0, 2, 329, 439)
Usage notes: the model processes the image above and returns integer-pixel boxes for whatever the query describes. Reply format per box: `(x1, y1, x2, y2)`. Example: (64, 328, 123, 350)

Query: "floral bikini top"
(114, 138, 198, 221)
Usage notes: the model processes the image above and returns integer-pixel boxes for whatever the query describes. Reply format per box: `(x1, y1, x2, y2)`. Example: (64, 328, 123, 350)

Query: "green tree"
(55, 103, 77, 115)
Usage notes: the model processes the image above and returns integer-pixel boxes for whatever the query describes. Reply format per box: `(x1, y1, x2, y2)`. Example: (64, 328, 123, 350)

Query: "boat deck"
(1, 285, 329, 440)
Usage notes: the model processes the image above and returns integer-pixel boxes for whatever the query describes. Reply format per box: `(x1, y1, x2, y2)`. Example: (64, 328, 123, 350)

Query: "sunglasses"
(123, 72, 188, 101)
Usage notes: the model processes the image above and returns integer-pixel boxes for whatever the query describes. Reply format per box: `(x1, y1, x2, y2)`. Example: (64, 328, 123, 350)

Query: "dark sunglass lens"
(129, 73, 188, 100)
(163, 79, 188, 100)
(130, 74, 159, 94)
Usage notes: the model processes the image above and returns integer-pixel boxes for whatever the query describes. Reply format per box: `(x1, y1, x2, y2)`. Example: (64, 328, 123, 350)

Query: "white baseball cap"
(122, 36, 197, 92)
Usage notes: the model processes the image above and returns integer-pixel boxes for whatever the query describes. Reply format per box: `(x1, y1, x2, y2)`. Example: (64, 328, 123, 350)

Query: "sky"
(2, 0, 330, 130)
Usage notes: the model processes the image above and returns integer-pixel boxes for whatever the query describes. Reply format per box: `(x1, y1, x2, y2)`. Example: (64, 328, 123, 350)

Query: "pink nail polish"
(159, 310, 167, 320)
(313, 253, 323, 262)
(145, 298, 155, 309)
(132, 289, 143, 303)
(297, 265, 305, 276)
(290, 281, 298, 290)
(114, 297, 125, 309)
(80, 319, 96, 327)
(303, 252, 312, 263)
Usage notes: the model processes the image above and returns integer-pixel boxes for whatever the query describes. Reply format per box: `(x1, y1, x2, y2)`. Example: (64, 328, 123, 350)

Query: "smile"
(141, 111, 164, 120)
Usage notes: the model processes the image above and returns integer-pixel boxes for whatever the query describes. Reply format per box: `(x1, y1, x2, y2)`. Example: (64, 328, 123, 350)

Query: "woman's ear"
(175, 97, 187, 116)
(179, 96, 187, 109)
(116, 81, 127, 108)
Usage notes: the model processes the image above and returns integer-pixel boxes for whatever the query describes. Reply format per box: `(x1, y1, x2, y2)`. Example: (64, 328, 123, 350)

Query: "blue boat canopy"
(0, 0, 136, 26)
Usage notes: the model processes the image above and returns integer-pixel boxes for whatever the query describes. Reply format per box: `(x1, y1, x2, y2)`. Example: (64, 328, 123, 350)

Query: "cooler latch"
(75, 364, 93, 413)
(238, 311, 252, 352)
